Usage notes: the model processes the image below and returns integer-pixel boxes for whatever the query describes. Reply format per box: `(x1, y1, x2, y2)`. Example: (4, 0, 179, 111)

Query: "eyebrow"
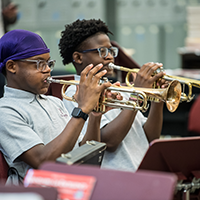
(31, 56, 51, 61)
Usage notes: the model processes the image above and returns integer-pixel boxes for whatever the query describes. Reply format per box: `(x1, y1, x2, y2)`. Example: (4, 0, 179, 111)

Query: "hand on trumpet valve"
(106, 81, 123, 100)
(156, 78, 170, 89)
(134, 62, 165, 88)
(76, 63, 111, 114)
(103, 81, 123, 112)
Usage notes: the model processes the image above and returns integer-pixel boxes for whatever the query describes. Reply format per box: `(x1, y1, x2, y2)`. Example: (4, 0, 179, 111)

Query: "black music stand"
(39, 162, 177, 200)
(138, 136, 200, 200)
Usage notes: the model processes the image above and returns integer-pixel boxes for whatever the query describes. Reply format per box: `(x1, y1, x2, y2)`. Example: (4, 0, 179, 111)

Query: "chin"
(40, 87, 49, 95)
(105, 70, 114, 77)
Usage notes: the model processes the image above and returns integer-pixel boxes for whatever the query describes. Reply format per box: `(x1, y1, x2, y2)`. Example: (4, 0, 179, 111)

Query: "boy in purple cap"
(0, 29, 111, 183)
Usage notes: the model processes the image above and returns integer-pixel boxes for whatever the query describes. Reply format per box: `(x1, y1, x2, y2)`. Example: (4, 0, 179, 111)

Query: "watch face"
(73, 108, 81, 116)
(72, 107, 88, 121)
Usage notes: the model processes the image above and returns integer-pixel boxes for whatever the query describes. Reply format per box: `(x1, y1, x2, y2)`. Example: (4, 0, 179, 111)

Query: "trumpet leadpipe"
(108, 63, 140, 73)
(47, 77, 79, 85)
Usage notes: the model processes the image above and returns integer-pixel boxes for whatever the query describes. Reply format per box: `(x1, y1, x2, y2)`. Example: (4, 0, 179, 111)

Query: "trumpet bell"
(165, 80, 182, 112)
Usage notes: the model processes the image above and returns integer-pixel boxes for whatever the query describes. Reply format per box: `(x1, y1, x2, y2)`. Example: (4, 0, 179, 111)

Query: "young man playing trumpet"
(59, 19, 169, 172)
(0, 29, 111, 184)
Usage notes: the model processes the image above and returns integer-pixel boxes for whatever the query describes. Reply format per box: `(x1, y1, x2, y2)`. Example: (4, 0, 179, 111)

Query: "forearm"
(79, 113, 102, 146)
(101, 109, 137, 151)
(19, 117, 86, 168)
(143, 102, 164, 143)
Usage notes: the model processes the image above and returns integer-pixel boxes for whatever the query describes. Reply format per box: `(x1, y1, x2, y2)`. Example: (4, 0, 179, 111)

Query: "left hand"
(104, 81, 123, 112)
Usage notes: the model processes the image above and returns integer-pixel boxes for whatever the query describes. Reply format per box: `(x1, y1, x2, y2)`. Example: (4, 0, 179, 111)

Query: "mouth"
(103, 64, 113, 71)
(102, 64, 114, 75)
(44, 76, 51, 83)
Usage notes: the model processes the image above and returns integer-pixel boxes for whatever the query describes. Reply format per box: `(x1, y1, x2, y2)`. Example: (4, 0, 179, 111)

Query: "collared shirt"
(0, 86, 70, 178)
(63, 75, 149, 172)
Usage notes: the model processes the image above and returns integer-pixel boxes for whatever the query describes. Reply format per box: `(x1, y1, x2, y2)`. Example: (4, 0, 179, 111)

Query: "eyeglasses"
(78, 47, 119, 58)
(18, 59, 56, 72)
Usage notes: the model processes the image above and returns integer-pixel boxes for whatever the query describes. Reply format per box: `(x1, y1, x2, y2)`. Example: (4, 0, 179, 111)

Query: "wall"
(10, 0, 200, 73)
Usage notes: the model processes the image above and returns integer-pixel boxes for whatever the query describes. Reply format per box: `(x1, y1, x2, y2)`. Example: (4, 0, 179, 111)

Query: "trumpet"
(47, 77, 181, 113)
(108, 63, 199, 102)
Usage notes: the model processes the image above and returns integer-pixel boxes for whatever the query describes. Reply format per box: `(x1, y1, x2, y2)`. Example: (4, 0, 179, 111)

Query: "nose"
(43, 64, 52, 73)
(105, 51, 114, 60)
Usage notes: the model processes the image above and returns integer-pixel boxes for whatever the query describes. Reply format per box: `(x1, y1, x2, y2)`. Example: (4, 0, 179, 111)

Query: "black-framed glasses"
(18, 59, 56, 72)
(78, 47, 119, 58)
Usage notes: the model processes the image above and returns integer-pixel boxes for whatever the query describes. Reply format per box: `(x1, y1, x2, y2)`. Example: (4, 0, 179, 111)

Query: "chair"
(45, 74, 75, 100)
(188, 94, 200, 135)
(0, 151, 9, 184)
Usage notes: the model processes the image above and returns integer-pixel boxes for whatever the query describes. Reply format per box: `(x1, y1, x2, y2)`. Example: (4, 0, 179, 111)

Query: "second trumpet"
(109, 62, 197, 102)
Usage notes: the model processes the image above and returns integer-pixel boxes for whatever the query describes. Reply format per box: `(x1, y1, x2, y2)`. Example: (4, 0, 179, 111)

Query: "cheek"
(21, 70, 42, 87)
(83, 54, 103, 66)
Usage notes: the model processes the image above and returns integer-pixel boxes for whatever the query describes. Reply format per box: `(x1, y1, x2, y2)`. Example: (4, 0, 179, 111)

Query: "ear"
(6, 60, 17, 74)
(72, 52, 83, 64)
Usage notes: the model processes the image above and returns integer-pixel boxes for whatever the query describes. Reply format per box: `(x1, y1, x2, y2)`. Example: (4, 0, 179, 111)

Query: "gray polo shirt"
(0, 86, 70, 178)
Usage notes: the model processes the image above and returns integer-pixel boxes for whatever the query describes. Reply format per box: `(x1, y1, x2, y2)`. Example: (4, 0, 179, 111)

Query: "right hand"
(75, 63, 111, 114)
(134, 62, 165, 88)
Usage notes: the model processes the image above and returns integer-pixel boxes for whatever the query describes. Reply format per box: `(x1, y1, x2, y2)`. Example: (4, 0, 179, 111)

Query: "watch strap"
(71, 107, 88, 121)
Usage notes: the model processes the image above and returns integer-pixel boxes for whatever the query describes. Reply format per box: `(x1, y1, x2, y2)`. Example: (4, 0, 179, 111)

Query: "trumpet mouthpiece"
(46, 77, 53, 83)
(46, 77, 60, 84)
(108, 63, 121, 70)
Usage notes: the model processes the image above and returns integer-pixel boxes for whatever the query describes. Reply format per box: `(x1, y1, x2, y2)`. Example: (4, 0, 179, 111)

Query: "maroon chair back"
(111, 41, 141, 83)
(188, 94, 200, 135)
(45, 74, 75, 100)
(0, 151, 9, 184)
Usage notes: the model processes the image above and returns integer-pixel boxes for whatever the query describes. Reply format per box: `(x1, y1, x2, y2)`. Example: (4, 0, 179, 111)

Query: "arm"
(101, 109, 137, 152)
(101, 62, 166, 151)
(18, 64, 111, 169)
(79, 112, 102, 145)
(63, 84, 102, 146)
(136, 62, 168, 143)
(143, 102, 164, 143)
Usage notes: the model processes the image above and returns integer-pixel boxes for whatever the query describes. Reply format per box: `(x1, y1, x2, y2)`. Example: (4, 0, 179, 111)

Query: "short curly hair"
(59, 19, 112, 65)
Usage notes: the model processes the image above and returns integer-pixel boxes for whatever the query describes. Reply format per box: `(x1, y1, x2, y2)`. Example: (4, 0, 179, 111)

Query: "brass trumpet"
(109, 63, 198, 102)
(47, 77, 182, 113)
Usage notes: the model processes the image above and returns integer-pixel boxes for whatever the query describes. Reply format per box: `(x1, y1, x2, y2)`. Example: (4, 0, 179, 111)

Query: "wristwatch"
(71, 107, 88, 121)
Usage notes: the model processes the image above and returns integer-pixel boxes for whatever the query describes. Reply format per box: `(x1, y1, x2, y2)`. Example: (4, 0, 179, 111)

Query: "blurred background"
(6, 0, 200, 137)
(8, 0, 200, 74)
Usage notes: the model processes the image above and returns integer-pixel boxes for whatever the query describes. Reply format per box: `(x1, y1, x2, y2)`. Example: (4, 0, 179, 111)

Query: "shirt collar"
(4, 86, 47, 103)
(74, 74, 80, 81)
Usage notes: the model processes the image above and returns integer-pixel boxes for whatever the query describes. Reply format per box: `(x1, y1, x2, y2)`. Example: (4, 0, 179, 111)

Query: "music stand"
(40, 162, 177, 200)
(138, 136, 200, 199)
(0, 186, 58, 200)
